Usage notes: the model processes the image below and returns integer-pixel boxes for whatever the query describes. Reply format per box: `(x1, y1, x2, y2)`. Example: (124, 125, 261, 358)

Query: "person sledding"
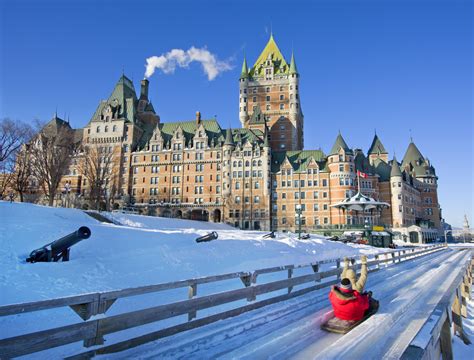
(323, 255, 378, 333)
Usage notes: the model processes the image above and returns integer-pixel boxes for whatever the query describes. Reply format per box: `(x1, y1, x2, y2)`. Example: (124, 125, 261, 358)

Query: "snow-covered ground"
(453, 289, 474, 359)
(0, 201, 385, 358)
(1, 201, 471, 359)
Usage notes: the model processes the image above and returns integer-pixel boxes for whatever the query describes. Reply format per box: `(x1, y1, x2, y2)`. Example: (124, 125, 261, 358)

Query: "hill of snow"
(0, 201, 384, 306)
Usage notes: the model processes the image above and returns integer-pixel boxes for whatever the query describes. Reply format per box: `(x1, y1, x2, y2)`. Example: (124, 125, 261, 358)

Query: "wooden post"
(336, 259, 341, 280)
(452, 287, 471, 345)
(188, 283, 197, 321)
(461, 275, 469, 318)
(288, 268, 293, 294)
(439, 313, 454, 360)
(311, 264, 320, 283)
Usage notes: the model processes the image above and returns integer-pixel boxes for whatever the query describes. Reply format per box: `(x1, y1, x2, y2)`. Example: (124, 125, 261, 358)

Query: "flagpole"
(357, 171, 361, 194)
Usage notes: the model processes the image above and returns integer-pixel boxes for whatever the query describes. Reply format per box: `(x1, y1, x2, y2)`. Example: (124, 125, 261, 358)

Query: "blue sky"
(0, 0, 472, 227)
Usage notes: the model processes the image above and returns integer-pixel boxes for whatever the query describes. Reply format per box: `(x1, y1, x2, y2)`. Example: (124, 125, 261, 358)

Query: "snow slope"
(0, 201, 385, 357)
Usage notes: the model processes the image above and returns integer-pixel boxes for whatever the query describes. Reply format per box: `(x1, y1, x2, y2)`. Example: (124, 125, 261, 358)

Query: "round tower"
(239, 58, 249, 127)
(390, 156, 404, 228)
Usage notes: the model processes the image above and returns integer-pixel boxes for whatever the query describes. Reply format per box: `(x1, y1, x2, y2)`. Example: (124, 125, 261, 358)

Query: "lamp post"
(444, 229, 452, 245)
(296, 204, 302, 239)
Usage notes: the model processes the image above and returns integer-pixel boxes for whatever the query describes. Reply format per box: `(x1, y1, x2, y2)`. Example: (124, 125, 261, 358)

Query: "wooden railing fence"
(0, 244, 446, 359)
(401, 254, 473, 360)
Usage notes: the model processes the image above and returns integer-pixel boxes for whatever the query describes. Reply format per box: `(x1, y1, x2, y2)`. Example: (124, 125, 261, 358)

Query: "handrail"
(0, 244, 446, 358)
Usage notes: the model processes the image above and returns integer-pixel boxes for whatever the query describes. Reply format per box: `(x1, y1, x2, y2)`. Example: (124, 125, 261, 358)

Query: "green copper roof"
(354, 151, 374, 174)
(368, 134, 387, 155)
(330, 133, 352, 155)
(248, 104, 265, 124)
(250, 34, 289, 77)
(240, 57, 249, 79)
(89, 74, 139, 124)
(271, 150, 327, 173)
(401, 142, 424, 168)
(390, 156, 403, 177)
(289, 52, 298, 75)
(372, 157, 391, 181)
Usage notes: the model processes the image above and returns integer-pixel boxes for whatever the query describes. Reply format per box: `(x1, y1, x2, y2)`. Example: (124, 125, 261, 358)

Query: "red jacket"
(329, 286, 369, 321)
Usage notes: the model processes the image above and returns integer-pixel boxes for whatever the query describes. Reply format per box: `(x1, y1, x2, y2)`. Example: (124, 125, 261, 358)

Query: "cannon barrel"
(51, 226, 91, 253)
(195, 231, 218, 243)
(26, 226, 91, 263)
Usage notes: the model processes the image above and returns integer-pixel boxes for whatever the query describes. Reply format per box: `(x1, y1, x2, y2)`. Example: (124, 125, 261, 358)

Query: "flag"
(357, 170, 368, 178)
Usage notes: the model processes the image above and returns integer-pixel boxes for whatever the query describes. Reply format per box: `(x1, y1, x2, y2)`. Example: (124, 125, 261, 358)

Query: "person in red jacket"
(329, 278, 370, 321)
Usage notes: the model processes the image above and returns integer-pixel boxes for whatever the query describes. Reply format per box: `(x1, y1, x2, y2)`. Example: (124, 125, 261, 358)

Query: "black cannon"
(301, 233, 311, 240)
(195, 231, 218, 243)
(26, 226, 91, 263)
(262, 231, 276, 239)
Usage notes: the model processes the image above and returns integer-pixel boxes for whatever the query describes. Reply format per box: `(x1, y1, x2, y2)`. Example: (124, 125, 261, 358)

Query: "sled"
(321, 299, 379, 334)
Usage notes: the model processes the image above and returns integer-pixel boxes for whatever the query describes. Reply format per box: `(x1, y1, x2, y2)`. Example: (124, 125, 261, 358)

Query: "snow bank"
(0, 201, 382, 306)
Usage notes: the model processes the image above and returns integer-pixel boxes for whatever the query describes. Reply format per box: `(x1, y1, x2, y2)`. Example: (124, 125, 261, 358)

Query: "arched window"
(245, 161, 250, 167)
(233, 161, 237, 167)
(252, 160, 257, 166)
(96, 126, 100, 133)
(258, 160, 262, 166)
(238, 161, 242, 167)
(105, 126, 109, 133)
(113, 125, 117, 132)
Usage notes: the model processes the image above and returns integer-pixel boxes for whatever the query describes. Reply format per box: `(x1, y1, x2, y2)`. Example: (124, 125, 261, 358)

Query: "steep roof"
(248, 104, 266, 125)
(390, 156, 403, 177)
(249, 34, 289, 77)
(330, 133, 352, 155)
(354, 151, 374, 174)
(41, 115, 71, 138)
(89, 74, 139, 124)
(368, 134, 387, 155)
(401, 141, 424, 168)
(372, 158, 391, 182)
(271, 150, 326, 173)
(240, 57, 249, 79)
(401, 141, 436, 177)
(289, 52, 298, 75)
(224, 127, 234, 146)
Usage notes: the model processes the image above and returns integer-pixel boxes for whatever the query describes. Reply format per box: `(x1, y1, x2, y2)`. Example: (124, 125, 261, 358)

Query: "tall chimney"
(196, 111, 201, 124)
(140, 78, 149, 100)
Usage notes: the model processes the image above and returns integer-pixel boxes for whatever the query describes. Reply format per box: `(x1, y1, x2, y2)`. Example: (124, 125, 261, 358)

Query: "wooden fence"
(401, 255, 473, 360)
(0, 245, 446, 359)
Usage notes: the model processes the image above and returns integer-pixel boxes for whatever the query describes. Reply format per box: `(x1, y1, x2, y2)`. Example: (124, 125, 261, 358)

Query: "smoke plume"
(144, 47, 232, 80)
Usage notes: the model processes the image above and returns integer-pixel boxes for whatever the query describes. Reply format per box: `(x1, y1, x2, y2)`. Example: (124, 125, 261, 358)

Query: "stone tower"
(239, 34, 304, 151)
(390, 156, 404, 228)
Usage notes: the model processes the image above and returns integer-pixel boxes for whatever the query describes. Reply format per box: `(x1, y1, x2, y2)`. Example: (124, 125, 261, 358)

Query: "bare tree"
(0, 118, 33, 163)
(0, 160, 15, 199)
(29, 126, 74, 206)
(12, 144, 33, 202)
(78, 145, 117, 210)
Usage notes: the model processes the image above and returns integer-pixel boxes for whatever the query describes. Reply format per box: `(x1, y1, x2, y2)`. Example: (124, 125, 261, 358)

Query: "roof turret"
(240, 57, 249, 79)
(330, 133, 352, 155)
(368, 134, 387, 155)
(289, 51, 298, 75)
(390, 156, 403, 177)
(224, 128, 234, 146)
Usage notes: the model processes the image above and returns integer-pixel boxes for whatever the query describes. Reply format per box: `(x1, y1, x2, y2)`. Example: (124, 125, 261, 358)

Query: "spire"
(289, 51, 298, 75)
(224, 128, 234, 146)
(330, 133, 352, 155)
(368, 134, 387, 155)
(240, 57, 249, 79)
(390, 156, 403, 177)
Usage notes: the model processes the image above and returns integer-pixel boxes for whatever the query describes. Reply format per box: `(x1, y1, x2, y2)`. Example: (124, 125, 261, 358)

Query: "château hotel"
(37, 35, 442, 242)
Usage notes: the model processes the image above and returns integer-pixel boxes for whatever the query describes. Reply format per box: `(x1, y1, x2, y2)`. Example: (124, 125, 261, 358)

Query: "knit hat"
(340, 278, 352, 290)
